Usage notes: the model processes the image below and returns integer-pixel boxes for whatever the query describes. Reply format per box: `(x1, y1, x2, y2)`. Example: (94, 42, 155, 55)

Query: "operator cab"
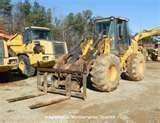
(23, 26, 68, 56)
(95, 16, 131, 55)
(23, 26, 52, 44)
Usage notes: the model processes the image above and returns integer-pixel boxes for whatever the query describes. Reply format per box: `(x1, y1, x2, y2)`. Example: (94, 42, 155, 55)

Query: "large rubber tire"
(125, 52, 145, 81)
(18, 55, 35, 77)
(151, 53, 158, 61)
(90, 54, 120, 92)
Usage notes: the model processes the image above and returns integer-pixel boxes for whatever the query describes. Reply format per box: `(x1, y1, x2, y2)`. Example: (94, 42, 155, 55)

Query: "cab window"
(117, 20, 130, 53)
(23, 30, 31, 44)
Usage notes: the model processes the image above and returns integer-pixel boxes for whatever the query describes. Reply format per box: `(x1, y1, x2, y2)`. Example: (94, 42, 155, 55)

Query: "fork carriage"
(37, 64, 87, 100)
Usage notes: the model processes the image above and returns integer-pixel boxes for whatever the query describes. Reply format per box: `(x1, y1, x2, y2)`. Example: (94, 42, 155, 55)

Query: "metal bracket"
(37, 67, 87, 100)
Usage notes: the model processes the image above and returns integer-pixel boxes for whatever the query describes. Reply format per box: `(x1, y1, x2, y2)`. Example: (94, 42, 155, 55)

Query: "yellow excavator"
(6, 26, 68, 77)
(36, 16, 160, 99)
(136, 27, 160, 61)
(139, 35, 160, 61)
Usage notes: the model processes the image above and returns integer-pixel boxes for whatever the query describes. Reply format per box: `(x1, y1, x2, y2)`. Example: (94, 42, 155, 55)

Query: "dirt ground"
(0, 61, 160, 123)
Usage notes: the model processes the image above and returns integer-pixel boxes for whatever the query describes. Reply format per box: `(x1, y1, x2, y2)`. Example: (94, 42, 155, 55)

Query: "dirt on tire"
(19, 55, 35, 77)
(125, 52, 145, 81)
(90, 54, 120, 92)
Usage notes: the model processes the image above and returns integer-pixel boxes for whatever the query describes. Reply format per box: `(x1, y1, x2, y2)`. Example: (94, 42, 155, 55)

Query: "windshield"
(31, 29, 52, 40)
(95, 21, 111, 35)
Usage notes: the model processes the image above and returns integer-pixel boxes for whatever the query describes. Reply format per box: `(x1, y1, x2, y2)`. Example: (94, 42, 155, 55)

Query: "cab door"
(116, 20, 130, 55)
(23, 29, 33, 53)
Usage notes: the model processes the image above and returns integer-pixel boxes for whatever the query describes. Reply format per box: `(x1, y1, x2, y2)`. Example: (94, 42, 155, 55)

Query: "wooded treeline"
(0, 0, 95, 47)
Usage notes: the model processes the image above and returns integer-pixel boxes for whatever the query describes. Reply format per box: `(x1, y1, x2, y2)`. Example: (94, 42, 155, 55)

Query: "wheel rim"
(19, 60, 25, 72)
(108, 64, 118, 82)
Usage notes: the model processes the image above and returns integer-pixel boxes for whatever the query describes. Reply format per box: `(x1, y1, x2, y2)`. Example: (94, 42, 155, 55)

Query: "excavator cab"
(95, 16, 131, 55)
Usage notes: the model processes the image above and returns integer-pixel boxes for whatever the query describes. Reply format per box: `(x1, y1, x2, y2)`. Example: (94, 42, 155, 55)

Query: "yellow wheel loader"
(0, 31, 18, 73)
(36, 17, 159, 99)
(7, 26, 68, 77)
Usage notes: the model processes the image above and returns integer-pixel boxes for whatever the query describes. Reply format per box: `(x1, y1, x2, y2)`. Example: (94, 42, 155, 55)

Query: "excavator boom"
(133, 27, 160, 42)
(133, 27, 160, 61)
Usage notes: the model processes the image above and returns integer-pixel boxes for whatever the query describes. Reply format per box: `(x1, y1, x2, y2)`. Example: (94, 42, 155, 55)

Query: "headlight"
(8, 59, 17, 64)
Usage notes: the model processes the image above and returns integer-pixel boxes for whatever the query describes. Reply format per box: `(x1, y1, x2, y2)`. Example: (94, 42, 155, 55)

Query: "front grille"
(53, 42, 65, 55)
(0, 41, 4, 64)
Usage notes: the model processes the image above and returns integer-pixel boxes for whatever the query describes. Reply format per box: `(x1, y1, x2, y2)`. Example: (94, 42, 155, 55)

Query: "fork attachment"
(37, 64, 87, 100)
